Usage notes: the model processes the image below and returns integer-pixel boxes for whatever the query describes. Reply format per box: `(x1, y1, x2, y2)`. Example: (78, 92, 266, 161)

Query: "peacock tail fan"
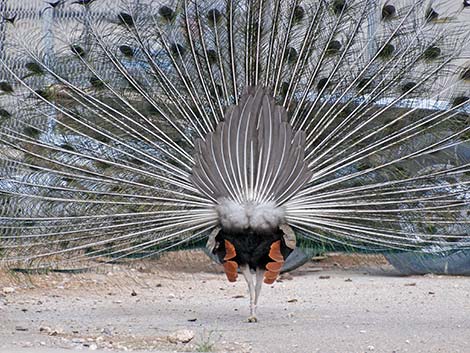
(0, 0, 469, 270)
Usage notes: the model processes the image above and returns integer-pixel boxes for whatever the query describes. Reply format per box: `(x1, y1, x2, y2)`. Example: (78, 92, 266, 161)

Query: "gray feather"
(191, 86, 312, 207)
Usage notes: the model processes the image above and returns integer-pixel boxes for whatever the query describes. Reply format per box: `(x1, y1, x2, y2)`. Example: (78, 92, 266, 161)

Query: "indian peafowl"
(0, 0, 470, 322)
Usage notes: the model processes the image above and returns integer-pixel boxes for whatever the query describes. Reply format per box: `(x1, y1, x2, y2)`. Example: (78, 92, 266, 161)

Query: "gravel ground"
(1, 252, 470, 353)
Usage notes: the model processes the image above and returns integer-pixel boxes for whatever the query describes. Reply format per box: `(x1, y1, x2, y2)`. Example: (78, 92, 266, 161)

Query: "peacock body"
(0, 0, 470, 321)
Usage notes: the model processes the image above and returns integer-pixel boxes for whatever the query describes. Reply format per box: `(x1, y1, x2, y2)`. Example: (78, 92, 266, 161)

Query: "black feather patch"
(118, 12, 134, 27)
(382, 5, 396, 19)
(158, 6, 176, 21)
(0, 81, 14, 93)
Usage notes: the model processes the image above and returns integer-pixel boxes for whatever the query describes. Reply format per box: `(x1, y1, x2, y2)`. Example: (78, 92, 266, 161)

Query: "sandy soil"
(1, 251, 470, 353)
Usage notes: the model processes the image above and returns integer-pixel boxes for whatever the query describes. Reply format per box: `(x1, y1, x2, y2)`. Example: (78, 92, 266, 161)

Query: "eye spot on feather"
(280, 82, 289, 97)
(452, 96, 469, 107)
(332, 0, 347, 15)
(0, 109, 11, 118)
(285, 47, 298, 63)
(357, 77, 372, 91)
(207, 8, 222, 25)
(0, 81, 13, 93)
(402, 81, 416, 94)
(89, 76, 105, 89)
(118, 12, 134, 27)
(24, 127, 40, 138)
(35, 89, 51, 101)
(170, 42, 186, 56)
(326, 40, 342, 55)
(382, 4, 396, 19)
(206, 49, 218, 65)
(378, 43, 395, 59)
(119, 45, 134, 57)
(426, 8, 439, 22)
(60, 143, 75, 152)
(25, 62, 43, 75)
(423, 46, 441, 60)
(461, 68, 470, 82)
(70, 45, 86, 57)
(317, 77, 329, 91)
(293, 5, 305, 23)
(158, 6, 176, 22)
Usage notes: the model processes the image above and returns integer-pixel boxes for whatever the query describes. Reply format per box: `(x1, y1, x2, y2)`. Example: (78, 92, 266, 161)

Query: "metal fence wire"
(1, 0, 469, 95)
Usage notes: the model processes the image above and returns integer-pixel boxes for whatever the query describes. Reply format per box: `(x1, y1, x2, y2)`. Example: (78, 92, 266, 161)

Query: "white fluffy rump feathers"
(215, 198, 285, 232)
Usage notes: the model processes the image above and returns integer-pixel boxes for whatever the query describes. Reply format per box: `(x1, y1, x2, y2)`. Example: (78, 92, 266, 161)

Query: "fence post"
(0, 0, 7, 64)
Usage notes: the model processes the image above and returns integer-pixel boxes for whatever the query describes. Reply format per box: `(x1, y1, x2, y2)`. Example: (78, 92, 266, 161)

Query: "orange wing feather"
(223, 260, 238, 282)
(268, 240, 284, 262)
(266, 262, 283, 272)
(264, 240, 285, 284)
(224, 240, 237, 261)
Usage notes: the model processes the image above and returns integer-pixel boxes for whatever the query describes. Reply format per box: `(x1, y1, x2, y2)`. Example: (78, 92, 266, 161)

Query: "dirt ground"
(1, 251, 470, 353)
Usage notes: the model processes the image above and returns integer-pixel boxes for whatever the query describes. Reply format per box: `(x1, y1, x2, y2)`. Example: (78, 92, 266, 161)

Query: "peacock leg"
(240, 265, 257, 322)
(253, 267, 264, 318)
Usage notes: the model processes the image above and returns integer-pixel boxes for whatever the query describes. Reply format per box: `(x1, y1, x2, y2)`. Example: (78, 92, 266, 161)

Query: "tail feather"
(0, 0, 469, 266)
(191, 86, 312, 207)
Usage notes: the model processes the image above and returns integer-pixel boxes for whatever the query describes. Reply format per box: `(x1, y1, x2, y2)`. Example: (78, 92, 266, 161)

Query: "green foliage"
(195, 330, 220, 352)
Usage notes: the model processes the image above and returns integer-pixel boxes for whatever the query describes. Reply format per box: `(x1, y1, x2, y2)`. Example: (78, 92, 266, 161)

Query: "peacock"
(0, 0, 470, 322)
